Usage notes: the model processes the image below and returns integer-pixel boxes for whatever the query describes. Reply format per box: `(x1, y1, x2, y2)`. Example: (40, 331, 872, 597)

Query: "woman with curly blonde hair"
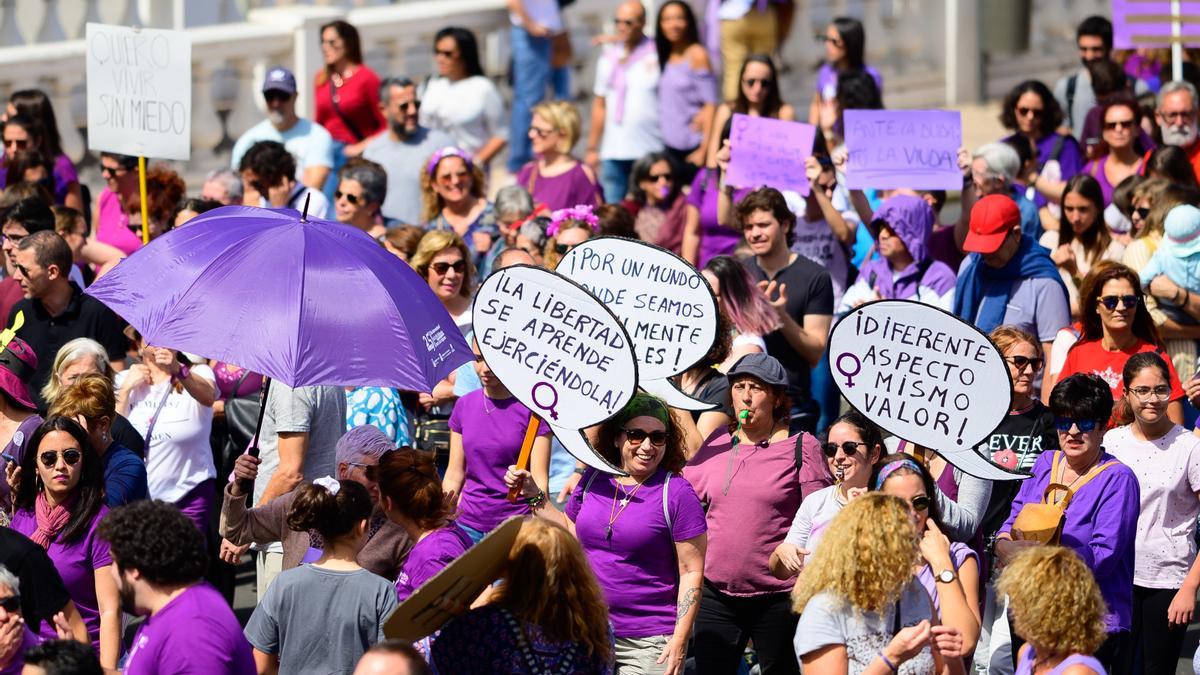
(997, 546, 1107, 675)
(432, 519, 615, 671)
(792, 493, 965, 674)
(420, 146, 498, 266)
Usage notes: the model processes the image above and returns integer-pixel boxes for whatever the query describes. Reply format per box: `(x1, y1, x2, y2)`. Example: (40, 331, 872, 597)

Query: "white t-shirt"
(1105, 424, 1200, 589)
(419, 76, 509, 157)
(509, 0, 563, 32)
(115, 364, 217, 503)
(593, 42, 663, 161)
(783, 484, 844, 553)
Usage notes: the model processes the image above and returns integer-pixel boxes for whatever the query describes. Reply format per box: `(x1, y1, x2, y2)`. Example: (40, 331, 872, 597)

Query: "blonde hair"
(544, 220, 593, 270)
(48, 372, 116, 422)
(43, 338, 114, 405)
(409, 230, 474, 298)
(531, 101, 582, 155)
(491, 520, 613, 663)
(989, 325, 1042, 359)
(419, 153, 487, 223)
(791, 493, 918, 614)
(996, 546, 1108, 658)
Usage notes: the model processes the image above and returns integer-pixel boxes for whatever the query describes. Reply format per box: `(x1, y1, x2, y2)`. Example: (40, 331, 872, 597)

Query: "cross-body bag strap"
(1055, 461, 1117, 512)
(328, 78, 366, 142)
(229, 367, 252, 398)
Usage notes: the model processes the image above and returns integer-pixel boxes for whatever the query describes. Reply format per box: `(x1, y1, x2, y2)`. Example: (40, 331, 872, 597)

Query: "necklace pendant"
(605, 525, 613, 540)
(619, 498, 630, 507)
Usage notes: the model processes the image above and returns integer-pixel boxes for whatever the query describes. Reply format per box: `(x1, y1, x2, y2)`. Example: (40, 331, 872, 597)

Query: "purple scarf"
(607, 37, 656, 125)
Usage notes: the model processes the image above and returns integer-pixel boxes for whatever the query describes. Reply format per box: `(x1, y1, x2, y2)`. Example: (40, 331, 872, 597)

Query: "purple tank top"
(1016, 650, 1106, 675)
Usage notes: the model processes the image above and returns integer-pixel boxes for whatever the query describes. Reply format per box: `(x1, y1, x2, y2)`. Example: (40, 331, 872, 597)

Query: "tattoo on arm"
(676, 587, 700, 621)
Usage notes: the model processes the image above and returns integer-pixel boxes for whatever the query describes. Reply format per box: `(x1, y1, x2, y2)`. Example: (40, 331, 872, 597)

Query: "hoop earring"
(35, 474, 43, 492)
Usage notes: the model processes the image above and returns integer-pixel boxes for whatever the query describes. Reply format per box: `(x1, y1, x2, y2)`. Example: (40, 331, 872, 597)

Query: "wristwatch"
(935, 568, 957, 584)
(176, 363, 191, 381)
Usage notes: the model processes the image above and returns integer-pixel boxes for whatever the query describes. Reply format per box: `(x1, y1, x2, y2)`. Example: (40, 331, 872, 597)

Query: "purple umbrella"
(86, 205, 471, 392)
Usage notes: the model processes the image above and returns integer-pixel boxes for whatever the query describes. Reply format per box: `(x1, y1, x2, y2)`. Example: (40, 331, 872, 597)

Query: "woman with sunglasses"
(10, 417, 118, 670)
(507, 393, 706, 675)
(875, 454, 981, 659)
(623, 152, 688, 253)
(683, 353, 830, 675)
(1103, 352, 1200, 675)
(419, 27, 507, 165)
(313, 20, 385, 166)
(996, 373, 1140, 672)
(421, 147, 499, 268)
(516, 101, 602, 213)
(410, 231, 474, 332)
(703, 54, 794, 168)
(1031, 97, 1146, 208)
(654, 0, 716, 176)
(808, 17, 882, 129)
(94, 152, 143, 256)
(1057, 263, 1185, 425)
(769, 409, 883, 581)
(1039, 175, 1125, 317)
(444, 339, 551, 544)
(3, 91, 83, 212)
(999, 80, 1084, 209)
(543, 205, 597, 270)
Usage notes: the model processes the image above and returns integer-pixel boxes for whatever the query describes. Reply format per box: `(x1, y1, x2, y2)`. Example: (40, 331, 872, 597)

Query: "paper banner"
(843, 109, 962, 191)
(558, 237, 718, 411)
(727, 113, 816, 196)
(828, 300, 1024, 480)
(1113, 1, 1200, 49)
(473, 265, 637, 474)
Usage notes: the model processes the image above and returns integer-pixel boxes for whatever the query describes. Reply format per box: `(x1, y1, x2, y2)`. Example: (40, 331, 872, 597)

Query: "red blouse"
(313, 65, 386, 145)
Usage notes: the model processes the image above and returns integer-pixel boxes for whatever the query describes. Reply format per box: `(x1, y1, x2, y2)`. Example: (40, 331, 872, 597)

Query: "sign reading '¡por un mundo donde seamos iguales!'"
(829, 300, 1025, 480)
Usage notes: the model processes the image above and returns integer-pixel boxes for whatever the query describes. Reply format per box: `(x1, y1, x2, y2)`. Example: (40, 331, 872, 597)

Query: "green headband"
(614, 393, 670, 428)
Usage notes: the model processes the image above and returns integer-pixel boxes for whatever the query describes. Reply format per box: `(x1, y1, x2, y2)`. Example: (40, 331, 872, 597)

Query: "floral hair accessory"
(426, 146, 473, 176)
(547, 204, 599, 238)
(312, 475, 341, 495)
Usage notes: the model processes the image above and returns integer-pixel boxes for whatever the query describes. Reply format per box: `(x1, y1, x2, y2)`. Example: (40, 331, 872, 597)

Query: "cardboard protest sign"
(828, 300, 1024, 480)
(843, 110, 962, 191)
(383, 516, 522, 641)
(727, 113, 816, 196)
(86, 23, 192, 161)
(474, 265, 636, 473)
(558, 238, 718, 411)
(1113, 1, 1200, 49)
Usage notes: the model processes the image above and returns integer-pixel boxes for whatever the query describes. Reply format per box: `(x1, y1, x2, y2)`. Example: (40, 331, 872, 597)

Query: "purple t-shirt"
(0, 627, 38, 675)
(394, 521, 473, 602)
(658, 60, 718, 152)
(564, 467, 706, 638)
(123, 583, 256, 675)
(516, 162, 602, 212)
(11, 506, 110, 649)
(687, 168, 752, 267)
(1000, 450, 1140, 632)
(449, 390, 550, 533)
(915, 542, 978, 615)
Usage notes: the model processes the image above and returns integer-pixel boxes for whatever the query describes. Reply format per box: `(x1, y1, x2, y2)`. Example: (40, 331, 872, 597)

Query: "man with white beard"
(1155, 81, 1200, 176)
(231, 66, 335, 193)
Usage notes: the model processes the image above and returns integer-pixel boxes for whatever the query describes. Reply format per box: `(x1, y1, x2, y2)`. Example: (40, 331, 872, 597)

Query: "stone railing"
(0, 0, 1113, 187)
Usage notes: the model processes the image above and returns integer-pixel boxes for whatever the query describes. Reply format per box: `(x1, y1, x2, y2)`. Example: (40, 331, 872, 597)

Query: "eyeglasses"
(3, 138, 28, 150)
(334, 190, 361, 205)
(819, 35, 844, 47)
(529, 126, 556, 138)
(430, 260, 466, 275)
(1104, 119, 1135, 131)
(433, 49, 458, 58)
(743, 78, 772, 89)
(100, 165, 127, 177)
(321, 38, 343, 47)
(39, 449, 82, 468)
(264, 91, 291, 104)
(1159, 110, 1195, 123)
(1016, 106, 1044, 118)
(1128, 385, 1172, 401)
(346, 461, 377, 481)
(821, 441, 866, 458)
(648, 172, 673, 182)
(1054, 417, 1100, 433)
(1099, 294, 1140, 310)
(1005, 355, 1044, 372)
(909, 495, 931, 512)
(1134, 206, 1151, 220)
(0, 595, 18, 613)
(623, 428, 668, 446)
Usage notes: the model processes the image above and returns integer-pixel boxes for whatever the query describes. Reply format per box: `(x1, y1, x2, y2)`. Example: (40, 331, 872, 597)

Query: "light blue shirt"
(232, 118, 335, 179)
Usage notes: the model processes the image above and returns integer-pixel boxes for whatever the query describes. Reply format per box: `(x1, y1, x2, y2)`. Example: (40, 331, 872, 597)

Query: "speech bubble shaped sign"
(829, 300, 1025, 481)
(558, 238, 718, 411)
(473, 265, 636, 474)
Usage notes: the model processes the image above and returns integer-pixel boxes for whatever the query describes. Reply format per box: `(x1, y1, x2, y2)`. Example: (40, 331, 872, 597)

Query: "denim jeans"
(508, 25, 552, 173)
(599, 158, 634, 204)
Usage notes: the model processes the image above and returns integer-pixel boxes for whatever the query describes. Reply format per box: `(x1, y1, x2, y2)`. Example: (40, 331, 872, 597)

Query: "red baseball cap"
(963, 194, 1021, 254)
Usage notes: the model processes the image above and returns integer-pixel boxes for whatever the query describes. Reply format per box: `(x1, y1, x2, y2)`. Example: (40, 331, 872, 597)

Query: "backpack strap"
(582, 469, 599, 497)
(1057, 461, 1117, 512)
(794, 432, 805, 471)
(662, 471, 673, 532)
(1048, 134, 1066, 165)
(1066, 74, 1079, 129)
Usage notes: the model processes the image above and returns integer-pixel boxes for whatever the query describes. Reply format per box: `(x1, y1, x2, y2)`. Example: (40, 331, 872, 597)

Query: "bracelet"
(525, 490, 546, 508)
(1176, 287, 1185, 305)
(880, 654, 899, 673)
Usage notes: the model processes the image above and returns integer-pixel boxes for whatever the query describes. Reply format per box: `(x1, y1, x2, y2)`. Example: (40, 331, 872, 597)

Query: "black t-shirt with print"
(979, 401, 1059, 542)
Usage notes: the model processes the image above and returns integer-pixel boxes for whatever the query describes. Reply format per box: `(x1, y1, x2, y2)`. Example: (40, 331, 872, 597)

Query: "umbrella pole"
(238, 377, 273, 496)
(506, 412, 540, 503)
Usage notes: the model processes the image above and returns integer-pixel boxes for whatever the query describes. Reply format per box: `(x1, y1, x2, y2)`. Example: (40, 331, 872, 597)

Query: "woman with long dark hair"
(1, 91, 83, 211)
(9, 417, 118, 670)
(1000, 80, 1084, 208)
(313, 20, 386, 168)
(420, 27, 507, 164)
(623, 152, 689, 253)
(1040, 174, 1126, 317)
(655, 0, 717, 176)
(1032, 97, 1145, 207)
(703, 54, 794, 167)
(808, 17, 882, 128)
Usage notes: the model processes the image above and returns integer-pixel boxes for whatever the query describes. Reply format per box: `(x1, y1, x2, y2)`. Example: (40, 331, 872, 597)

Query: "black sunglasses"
(1005, 355, 1044, 372)
(623, 428, 668, 446)
(39, 449, 82, 468)
(743, 77, 773, 88)
(0, 594, 18, 612)
(648, 172, 673, 181)
(1054, 417, 1100, 433)
(1104, 119, 1135, 131)
(430, 260, 466, 275)
(434, 49, 458, 58)
(909, 495, 931, 512)
(821, 441, 867, 458)
(1015, 106, 1043, 118)
(334, 190, 361, 205)
(1099, 294, 1140, 311)
(555, 243, 575, 255)
(264, 91, 291, 104)
(1134, 207, 1151, 220)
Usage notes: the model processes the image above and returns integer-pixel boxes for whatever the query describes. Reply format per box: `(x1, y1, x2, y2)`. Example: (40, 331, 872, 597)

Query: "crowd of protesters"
(1, 4, 1200, 675)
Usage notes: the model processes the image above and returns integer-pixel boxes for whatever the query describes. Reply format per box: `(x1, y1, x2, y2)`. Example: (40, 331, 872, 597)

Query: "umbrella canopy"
(86, 205, 471, 391)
